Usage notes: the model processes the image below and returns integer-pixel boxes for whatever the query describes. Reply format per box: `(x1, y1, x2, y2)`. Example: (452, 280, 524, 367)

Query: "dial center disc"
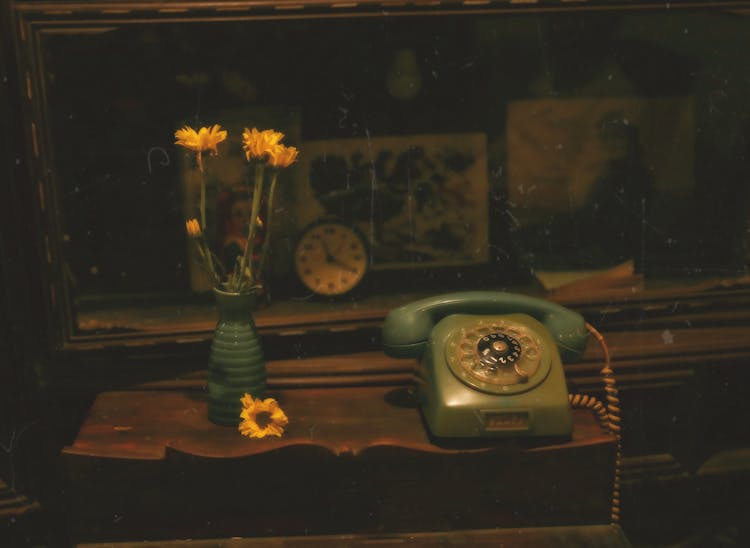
(477, 332, 522, 367)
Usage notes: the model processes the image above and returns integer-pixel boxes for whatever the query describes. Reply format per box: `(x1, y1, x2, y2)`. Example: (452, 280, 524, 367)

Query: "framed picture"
(507, 97, 694, 269)
(293, 133, 489, 270)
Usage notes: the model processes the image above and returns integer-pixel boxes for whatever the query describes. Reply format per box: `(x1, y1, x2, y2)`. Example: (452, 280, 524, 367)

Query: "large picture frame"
(507, 97, 695, 270)
(293, 133, 489, 270)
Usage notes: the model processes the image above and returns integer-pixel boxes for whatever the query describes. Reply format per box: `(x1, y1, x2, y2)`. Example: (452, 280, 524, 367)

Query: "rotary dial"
(447, 320, 543, 392)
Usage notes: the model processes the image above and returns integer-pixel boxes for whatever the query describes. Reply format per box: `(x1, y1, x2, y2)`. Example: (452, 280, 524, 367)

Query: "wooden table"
(63, 386, 617, 544)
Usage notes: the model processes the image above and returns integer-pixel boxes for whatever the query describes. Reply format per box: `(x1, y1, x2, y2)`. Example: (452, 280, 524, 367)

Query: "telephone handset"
(382, 291, 589, 438)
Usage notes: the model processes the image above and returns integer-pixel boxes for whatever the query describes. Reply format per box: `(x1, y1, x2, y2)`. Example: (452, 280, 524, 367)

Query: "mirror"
(16, 4, 750, 343)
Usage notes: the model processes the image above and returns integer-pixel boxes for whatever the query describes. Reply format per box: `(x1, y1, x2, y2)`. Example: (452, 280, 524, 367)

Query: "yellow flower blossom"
(185, 218, 202, 237)
(174, 124, 227, 155)
(238, 394, 289, 438)
(242, 128, 284, 161)
(267, 145, 299, 168)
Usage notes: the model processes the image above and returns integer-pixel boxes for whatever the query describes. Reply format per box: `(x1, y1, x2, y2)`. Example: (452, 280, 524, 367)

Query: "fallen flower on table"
(238, 394, 289, 439)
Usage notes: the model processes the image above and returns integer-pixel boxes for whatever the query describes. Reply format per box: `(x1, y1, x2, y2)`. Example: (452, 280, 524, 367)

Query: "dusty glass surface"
(32, 7, 750, 338)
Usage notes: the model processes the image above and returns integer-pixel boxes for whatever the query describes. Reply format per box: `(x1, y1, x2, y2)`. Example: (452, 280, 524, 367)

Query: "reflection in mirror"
(34, 9, 750, 339)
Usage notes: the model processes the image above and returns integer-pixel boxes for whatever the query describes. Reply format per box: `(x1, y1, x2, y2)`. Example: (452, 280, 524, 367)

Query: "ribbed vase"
(207, 288, 267, 426)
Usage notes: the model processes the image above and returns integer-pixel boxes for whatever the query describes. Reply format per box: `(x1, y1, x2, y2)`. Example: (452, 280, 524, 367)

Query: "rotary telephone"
(382, 291, 591, 439)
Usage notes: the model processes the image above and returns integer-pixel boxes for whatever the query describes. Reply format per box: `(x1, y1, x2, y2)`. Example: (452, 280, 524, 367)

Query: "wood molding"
(0, 479, 40, 518)
(62, 387, 617, 542)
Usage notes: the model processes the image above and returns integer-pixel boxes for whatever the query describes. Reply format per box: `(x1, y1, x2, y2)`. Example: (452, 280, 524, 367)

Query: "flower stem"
(257, 170, 279, 284)
(239, 162, 265, 289)
(196, 151, 217, 286)
(197, 152, 207, 229)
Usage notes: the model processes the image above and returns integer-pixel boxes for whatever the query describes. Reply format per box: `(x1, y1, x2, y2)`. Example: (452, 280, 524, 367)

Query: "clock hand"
(322, 237, 352, 267)
(320, 237, 333, 258)
(332, 238, 347, 256)
(330, 257, 359, 274)
(321, 237, 350, 266)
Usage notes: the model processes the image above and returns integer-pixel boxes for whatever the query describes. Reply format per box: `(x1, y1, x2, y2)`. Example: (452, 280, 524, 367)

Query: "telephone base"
(420, 400, 573, 439)
(418, 313, 574, 438)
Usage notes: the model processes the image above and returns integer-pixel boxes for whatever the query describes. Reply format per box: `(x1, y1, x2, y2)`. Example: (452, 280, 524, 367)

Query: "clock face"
(294, 222, 368, 296)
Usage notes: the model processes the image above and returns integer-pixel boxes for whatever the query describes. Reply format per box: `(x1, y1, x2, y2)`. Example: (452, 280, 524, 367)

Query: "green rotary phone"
(382, 291, 589, 439)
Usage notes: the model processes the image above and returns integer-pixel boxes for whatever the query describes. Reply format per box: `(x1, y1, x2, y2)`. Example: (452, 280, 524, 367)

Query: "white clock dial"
(294, 222, 368, 296)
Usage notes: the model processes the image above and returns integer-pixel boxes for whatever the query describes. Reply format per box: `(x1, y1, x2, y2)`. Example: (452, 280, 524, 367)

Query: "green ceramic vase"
(207, 288, 267, 426)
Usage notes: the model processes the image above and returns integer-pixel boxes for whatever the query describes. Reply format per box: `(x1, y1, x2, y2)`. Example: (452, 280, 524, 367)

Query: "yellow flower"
(238, 394, 289, 438)
(242, 128, 284, 161)
(267, 145, 299, 168)
(185, 218, 202, 237)
(174, 124, 227, 155)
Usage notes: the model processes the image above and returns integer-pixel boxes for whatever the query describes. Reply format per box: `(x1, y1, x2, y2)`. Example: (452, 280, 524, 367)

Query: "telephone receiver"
(383, 291, 588, 362)
(382, 291, 588, 438)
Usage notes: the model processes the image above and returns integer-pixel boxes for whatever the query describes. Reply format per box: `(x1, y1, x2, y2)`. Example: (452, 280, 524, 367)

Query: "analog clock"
(294, 221, 369, 296)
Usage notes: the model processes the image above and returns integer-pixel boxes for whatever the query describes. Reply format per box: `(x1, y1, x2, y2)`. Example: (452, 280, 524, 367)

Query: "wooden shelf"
(76, 524, 632, 547)
(67, 275, 750, 350)
(63, 385, 617, 543)
(64, 386, 613, 460)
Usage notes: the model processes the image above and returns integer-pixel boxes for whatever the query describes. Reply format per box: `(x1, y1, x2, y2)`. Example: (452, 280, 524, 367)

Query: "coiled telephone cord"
(568, 322, 622, 525)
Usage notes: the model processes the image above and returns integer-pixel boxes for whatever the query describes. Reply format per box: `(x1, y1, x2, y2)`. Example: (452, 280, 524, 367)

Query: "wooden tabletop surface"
(63, 385, 613, 461)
